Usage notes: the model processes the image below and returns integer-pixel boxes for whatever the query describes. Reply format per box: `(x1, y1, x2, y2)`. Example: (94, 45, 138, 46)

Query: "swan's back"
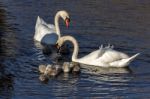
(77, 46, 115, 63)
(97, 49, 129, 63)
(34, 16, 56, 44)
(35, 16, 55, 29)
(77, 49, 101, 62)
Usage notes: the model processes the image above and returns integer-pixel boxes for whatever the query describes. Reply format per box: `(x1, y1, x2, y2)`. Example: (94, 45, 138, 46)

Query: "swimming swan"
(57, 36, 140, 67)
(34, 10, 70, 45)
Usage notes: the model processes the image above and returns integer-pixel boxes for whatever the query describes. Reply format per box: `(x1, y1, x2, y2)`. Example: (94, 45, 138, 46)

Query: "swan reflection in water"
(33, 41, 63, 62)
(81, 64, 132, 75)
(38, 62, 133, 98)
(33, 40, 70, 62)
(76, 64, 134, 98)
(38, 61, 132, 79)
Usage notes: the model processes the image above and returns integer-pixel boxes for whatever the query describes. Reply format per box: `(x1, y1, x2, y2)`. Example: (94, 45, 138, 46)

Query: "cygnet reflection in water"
(39, 74, 49, 83)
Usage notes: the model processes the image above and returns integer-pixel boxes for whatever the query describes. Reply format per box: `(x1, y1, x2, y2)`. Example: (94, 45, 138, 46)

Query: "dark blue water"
(0, 0, 150, 99)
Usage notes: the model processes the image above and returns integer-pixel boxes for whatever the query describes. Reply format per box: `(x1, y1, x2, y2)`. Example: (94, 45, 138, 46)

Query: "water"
(0, 0, 150, 98)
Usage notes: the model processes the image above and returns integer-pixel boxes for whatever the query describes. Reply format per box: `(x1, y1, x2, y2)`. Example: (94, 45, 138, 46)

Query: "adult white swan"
(57, 36, 140, 67)
(34, 10, 70, 45)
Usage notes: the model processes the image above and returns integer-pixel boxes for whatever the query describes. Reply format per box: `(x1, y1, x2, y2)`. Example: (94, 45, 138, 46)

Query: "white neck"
(60, 36, 79, 62)
(54, 12, 61, 38)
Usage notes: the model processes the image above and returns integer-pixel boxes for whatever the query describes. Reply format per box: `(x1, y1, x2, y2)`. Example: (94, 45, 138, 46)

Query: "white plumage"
(34, 10, 70, 45)
(57, 36, 140, 67)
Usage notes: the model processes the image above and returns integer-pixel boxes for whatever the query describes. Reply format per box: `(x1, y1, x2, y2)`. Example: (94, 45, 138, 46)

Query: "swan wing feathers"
(102, 44, 114, 50)
(35, 17, 56, 40)
(35, 16, 55, 31)
(35, 16, 41, 29)
(79, 44, 113, 62)
(109, 53, 140, 67)
(78, 46, 105, 62)
(96, 49, 129, 63)
(89, 50, 139, 67)
(34, 16, 57, 44)
(35, 16, 46, 29)
(35, 24, 56, 41)
(37, 24, 55, 35)
(47, 24, 55, 30)
(39, 17, 55, 30)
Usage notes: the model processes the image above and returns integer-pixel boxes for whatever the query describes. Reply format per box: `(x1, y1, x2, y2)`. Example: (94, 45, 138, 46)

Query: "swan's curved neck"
(61, 36, 79, 62)
(54, 12, 61, 38)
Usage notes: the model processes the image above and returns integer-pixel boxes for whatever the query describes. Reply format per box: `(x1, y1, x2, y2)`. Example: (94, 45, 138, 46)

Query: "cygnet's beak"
(65, 17, 70, 28)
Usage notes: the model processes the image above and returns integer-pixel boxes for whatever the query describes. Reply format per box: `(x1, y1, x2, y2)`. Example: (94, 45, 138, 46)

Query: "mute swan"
(34, 10, 70, 45)
(57, 36, 140, 67)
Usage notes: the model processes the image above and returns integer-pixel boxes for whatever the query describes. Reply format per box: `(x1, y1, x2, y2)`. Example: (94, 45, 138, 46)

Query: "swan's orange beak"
(65, 18, 70, 28)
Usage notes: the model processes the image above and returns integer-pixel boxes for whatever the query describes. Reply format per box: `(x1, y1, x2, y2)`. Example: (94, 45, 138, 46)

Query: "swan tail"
(127, 53, 140, 62)
(120, 53, 140, 67)
(109, 53, 140, 67)
(35, 16, 41, 29)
